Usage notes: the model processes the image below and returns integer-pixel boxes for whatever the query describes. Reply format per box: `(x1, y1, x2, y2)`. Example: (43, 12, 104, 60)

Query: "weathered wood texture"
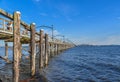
(0, 55, 11, 63)
(39, 30, 44, 68)
(45, 33, 49, 65)
(0, 8, 30, 30)
(57, 44, 59, 54)
(0, 8, 75, 82)
(13, 11, 21, 82)
(30, 23, 36, 76)
(5, 42, 8, 59)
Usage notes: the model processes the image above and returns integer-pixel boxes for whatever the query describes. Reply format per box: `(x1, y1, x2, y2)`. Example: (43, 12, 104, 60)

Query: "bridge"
(0, 9, 75, 82)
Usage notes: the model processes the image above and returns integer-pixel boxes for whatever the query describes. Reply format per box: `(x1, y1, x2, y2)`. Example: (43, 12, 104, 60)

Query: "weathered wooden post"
(57, 44, 59, 54)
(19, 43, 22, 61)
(48, 43, 50, 57)
(52, 44, 54, 55)
(45, 33, 49, 65)
(13, 11, 21, 82)
(30, 23, 36, 77)
(39, 29, 44, 68)
(50, 43, 52, 57)
(54, 44, 56, 55)
(3, 19, 5, 30)
(55, 44, 58, 55)
(5, 42, 8, 59)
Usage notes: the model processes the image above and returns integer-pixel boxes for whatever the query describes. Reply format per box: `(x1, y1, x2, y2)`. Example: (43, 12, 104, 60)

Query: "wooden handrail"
(0, 9, 30, 30)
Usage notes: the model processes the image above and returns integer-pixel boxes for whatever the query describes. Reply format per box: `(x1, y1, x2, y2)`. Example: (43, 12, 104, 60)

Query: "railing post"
(13, 11, 21, 82)
(39, 29, 44, 68)
(30, 23, 36, 77)
(45, 33, 49, 65)
(3, 19, 5, 30)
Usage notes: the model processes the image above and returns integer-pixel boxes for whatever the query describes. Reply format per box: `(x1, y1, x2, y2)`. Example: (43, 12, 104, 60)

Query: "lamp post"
(36, 25, 54, 41)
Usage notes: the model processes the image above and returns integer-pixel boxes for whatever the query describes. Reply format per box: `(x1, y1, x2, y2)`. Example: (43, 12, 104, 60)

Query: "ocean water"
(43, 46, 120, 82)
(0, 46, 120, 82)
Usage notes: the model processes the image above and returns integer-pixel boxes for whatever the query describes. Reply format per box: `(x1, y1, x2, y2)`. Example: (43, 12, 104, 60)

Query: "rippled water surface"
(0, 46, 120, 82)
(43, 46, 120, 82)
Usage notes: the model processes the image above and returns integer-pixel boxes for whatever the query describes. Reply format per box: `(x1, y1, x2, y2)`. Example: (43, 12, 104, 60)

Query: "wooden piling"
(51, 44, 54, 56)
(19, 43, 22, 61)
(13, 11, 21, 82)
(48, 43, 50, 57)
(30, 23, 36, 77)
(0, 8, 75, 82)
(39, 30, 44, 68)
(57, 44, 59, 54)
(49, 44, 52, 57)
(45, 33, 49, 65)
(5, 42, 8, 59)
(55, 44, 58, 55)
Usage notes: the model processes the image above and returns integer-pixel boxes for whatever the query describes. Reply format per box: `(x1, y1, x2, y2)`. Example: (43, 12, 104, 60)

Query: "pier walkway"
(0, 9, 75, 82)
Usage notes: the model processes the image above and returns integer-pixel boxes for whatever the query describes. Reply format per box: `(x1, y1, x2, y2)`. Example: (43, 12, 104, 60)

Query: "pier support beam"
(39, 30, 44, 68)
(13, 11, 21, 82)
(50, 44, 52, 57)
(45, 34, 49, 65)
(30, 23, 36, 77)
(5, 42, 8, 59)
(55, 44, 58, 55)
(57, 44, 59, 54)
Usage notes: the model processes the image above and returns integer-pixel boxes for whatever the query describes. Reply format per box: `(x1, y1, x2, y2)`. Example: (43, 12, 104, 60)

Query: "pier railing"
(0, 8, 75, 82)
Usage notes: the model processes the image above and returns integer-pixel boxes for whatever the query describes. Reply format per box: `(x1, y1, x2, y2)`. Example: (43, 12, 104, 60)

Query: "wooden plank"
(0, 8, 30, 30)
(30, 23, 36, 77)
(39, 30, 44, 68)
(45, 33, 49, 65)
(13, 11, 21, 82)
(0, 34, 12, 39)
(0, 9, 13, 20)
(0, 56, 11, 63)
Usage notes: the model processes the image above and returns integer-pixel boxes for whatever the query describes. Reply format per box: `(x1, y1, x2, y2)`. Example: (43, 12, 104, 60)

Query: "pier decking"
(0, 8, 75, 82)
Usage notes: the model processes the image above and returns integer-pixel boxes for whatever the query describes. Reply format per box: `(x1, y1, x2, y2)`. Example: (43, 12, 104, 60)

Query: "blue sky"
(0, 0, 120, 45)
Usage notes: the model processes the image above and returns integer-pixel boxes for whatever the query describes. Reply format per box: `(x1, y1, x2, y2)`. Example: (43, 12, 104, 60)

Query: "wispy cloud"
(55, 3, 79, 22)
(66, 16, 72, 22)
(117, 17, 120, 20)
(52, 14, 59, 18)
(86, 35, 120, 45)
(40, 13, 48, 16)
(71, 35, 120, 45)
(34, 0, 41, 2)
(53, 30, 60, 35)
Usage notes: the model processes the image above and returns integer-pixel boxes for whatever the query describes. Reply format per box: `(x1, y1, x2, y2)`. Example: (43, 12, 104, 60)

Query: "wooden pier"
(0, 9, 74, 82)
